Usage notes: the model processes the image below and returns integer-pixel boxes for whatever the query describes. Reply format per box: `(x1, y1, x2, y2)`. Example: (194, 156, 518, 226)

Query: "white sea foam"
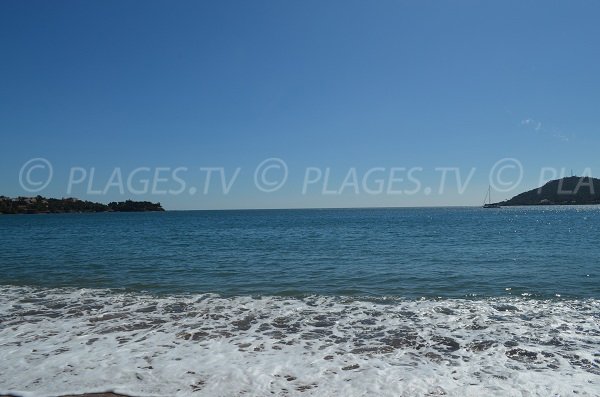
(0, 286, 599, 397)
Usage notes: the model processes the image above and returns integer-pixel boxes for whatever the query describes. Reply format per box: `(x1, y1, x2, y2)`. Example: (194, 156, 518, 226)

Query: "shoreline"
(1, 288, 598, 396)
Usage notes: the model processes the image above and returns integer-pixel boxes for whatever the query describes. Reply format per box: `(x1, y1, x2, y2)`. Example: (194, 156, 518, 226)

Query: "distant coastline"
(494, 176, 600, 207)
(0, 196, 164, 214)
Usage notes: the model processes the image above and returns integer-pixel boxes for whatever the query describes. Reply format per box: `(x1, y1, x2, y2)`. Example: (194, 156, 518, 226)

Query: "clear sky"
(1, 1, 599, 209)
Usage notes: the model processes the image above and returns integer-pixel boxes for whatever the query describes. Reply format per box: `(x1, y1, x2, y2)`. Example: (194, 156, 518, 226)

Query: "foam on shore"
(1, 286, 599, 396)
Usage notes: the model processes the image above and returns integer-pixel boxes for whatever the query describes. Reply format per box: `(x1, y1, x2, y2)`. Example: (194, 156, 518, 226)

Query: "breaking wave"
(1, 286, 599, 396)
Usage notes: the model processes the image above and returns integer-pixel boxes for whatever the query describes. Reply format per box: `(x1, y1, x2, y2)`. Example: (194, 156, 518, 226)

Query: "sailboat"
(483, 185, 501, 208)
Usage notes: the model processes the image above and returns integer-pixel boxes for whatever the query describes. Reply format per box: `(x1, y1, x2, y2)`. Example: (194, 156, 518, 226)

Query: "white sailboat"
(483, 185, 501, 208)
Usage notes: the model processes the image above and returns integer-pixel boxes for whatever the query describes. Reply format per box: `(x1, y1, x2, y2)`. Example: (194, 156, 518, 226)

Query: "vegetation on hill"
(0, 196, 164, 214)
(499, 177, 600, 206)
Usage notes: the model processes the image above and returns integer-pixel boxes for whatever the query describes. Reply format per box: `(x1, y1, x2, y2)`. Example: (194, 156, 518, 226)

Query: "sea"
(1, 207, 599, 396)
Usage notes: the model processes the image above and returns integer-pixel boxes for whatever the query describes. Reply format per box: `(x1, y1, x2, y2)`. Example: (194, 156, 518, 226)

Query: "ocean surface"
(1, 207, 599, 396)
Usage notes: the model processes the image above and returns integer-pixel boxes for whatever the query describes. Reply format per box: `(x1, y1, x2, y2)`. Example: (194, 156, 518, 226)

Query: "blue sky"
(1, 1, 599, 209)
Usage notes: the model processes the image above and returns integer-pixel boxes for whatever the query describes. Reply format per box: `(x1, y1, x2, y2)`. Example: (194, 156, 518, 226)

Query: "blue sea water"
(1, 206, 599, 298)
(2, 207, 600, 397)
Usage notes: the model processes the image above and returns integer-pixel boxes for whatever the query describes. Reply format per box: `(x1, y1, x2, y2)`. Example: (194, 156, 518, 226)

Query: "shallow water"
(1, 287, 599, 396)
